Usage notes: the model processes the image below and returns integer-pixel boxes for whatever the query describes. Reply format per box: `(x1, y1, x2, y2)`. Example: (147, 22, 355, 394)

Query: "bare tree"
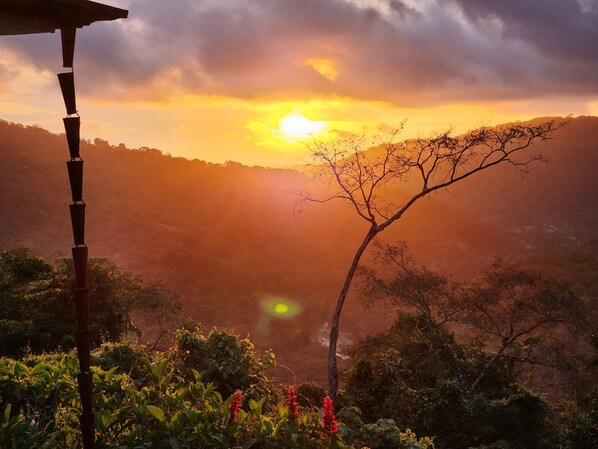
(297, 120, 563, 403)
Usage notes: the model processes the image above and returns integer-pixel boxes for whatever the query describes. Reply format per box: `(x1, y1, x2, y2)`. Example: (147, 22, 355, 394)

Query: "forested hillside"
(1, 117, 597, 382)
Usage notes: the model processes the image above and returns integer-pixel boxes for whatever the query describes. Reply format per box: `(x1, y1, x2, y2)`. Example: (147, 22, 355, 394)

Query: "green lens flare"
(274, 303, 289, 314)
(261, 297, 300, 318)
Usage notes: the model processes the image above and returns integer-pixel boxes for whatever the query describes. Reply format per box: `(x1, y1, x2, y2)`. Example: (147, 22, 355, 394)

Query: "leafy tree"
(343, 313, 559, 449)
(360, 244, 586, 393)
(0, 249, 54, 356)
(298, 120, 562, 401)
(0, 249, 182, 356)
(560, 388, 598, 449)
(463, 261, 585, 391)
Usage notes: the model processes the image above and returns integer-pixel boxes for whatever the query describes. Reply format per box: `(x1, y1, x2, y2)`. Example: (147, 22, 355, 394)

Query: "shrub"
(296, 381, 326, 408)
(91, 341, 152, 387)
(173, 327, 275, 398)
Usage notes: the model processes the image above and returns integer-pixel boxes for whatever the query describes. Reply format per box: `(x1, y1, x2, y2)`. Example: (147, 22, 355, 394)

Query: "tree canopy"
(0, 248, 181, 357)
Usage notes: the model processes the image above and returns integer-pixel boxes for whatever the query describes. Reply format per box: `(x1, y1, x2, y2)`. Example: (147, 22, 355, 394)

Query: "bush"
(173, 327, 275, 397)
(0, 325, 441, 449)
(355, 420, 434, 449)
(91, 341, 152, 387)
(337, 407, 434, 449)
(295, 381, 326, 408)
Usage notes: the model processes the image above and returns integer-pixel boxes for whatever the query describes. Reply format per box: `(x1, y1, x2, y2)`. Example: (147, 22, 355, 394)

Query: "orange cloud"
(303, 58, 338, 81)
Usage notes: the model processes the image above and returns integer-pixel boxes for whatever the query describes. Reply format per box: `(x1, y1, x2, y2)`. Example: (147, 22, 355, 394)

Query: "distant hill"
(1, 116, 597, 382)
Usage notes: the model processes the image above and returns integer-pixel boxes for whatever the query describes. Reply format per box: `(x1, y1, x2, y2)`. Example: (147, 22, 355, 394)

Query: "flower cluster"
(321, 395, 338, 433)
(229, 389, 243, 421)
(286, 386, 300, 419)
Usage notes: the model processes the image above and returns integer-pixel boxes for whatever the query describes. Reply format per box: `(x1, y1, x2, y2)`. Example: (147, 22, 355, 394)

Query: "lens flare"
(274, 303, 289, 314)
(261, 297, 300, 318)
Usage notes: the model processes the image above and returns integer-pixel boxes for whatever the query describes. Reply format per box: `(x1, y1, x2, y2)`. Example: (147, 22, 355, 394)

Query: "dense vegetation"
(1, 249, 596, 448)
(1, 324, 596, 448)
(0, 329, 436, 449)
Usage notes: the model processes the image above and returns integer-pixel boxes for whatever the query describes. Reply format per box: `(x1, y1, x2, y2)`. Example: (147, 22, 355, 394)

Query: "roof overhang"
(0, 0, 128, 36)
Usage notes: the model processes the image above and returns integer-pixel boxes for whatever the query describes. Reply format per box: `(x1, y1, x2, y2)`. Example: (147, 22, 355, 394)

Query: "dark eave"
(0, 0, 128, 35)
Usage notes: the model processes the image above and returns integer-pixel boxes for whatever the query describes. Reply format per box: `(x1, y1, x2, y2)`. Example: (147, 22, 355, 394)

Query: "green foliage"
(355, 421, 434, 449)
(0, 249, 182, 357)
(343, 313, 559, 449)
(337, 407, 434, 449)
(0, 248, 52, 288)
(0, 249, 53, 357)
(91, 341, 153, 387)
(560, 388, 598, 449)
(0, 327, 432, 449)
(344, 313, 515, 422)
(0, 349, 357, 449)
(295, 382, 326, 408)
(362, 251, 586, 394)
(173, 327, 275, 398)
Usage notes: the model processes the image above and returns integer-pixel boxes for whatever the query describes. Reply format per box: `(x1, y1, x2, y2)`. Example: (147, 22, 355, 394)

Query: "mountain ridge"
(1, 116, 597, 382)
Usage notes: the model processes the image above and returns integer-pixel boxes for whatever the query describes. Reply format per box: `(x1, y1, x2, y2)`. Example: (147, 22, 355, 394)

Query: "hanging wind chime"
(57, 26, 96, 449)
(0, 2, 127, 446)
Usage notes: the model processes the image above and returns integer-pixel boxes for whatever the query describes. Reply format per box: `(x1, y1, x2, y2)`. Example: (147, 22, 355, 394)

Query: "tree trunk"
(469, 339, 511, 392)
(328, 225, 377, 405)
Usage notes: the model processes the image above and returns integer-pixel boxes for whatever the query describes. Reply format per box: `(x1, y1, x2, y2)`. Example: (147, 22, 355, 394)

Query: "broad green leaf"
(103, 367, 118, 381)
(191, 368, 200, 382)
(100, 411, 116, 428)
(212, 434, 226, 445)
(146, 405, 166, 422)
(30, 363, 47, 376)
(168, 436, 182, 449)
(151, 358, 169, 382)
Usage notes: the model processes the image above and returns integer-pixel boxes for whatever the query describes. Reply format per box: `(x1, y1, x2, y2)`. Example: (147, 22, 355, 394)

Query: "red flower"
(286, 386, 300, 419)
(229, 389, 242, 421)
(321, 396, 338, 433)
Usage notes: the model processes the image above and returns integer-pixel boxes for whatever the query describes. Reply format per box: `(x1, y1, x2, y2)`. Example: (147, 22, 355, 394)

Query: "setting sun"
(279, 113, 328, 141)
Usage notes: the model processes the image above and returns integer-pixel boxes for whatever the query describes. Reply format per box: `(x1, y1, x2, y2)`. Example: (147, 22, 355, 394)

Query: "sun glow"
(278, 112, 328, 141)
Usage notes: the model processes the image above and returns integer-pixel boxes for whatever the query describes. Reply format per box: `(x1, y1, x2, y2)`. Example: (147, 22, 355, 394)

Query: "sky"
(0, 0, 597, 167)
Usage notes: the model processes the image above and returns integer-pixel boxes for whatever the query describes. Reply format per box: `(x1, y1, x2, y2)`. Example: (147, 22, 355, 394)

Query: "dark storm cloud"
(449, 0, 598, 64)
(447, 0, 598, 94)
(2, 0, 597, 105)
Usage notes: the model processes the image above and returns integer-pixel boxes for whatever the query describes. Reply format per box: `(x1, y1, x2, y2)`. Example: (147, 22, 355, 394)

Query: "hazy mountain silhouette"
(1, 116, 597, 382)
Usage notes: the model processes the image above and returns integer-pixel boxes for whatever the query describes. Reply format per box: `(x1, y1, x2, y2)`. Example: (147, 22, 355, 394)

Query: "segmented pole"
(58, 27, 95, 449)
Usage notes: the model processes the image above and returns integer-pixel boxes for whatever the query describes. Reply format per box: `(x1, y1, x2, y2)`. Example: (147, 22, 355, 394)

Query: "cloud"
(388, 0, 420, 17)
(449, 0, 598, 64)
(447, 0, 598, 92)
(0, 0, 596, 106)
